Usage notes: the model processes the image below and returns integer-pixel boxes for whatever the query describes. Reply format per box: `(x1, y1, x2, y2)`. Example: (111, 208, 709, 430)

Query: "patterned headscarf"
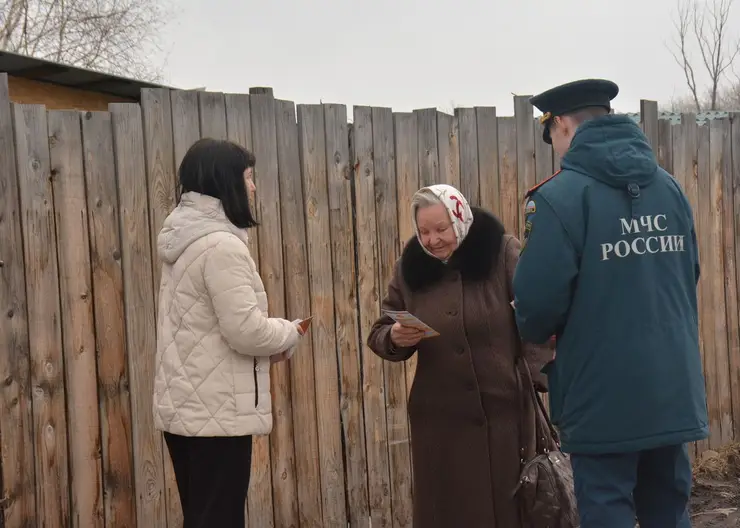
(411, 184, 474, 260)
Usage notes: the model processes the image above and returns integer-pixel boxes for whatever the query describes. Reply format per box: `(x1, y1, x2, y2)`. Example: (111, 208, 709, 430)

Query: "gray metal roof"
(0, 49, 171, 99)
(623, 110, 732, 125)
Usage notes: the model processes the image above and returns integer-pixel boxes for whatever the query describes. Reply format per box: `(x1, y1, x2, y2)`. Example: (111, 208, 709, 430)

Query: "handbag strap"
(515, 353, 561, 461)
(505, 261, 560, 459)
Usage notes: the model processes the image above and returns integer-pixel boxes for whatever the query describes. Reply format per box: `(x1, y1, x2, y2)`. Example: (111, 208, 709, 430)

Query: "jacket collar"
(401, 207, 506, 292)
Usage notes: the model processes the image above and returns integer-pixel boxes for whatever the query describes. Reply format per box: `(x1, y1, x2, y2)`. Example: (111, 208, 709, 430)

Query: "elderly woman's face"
(416, 203, 457, 260)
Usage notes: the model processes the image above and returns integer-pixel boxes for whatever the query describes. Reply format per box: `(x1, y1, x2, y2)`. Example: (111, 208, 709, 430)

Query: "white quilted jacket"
(153, 192, 299, 437)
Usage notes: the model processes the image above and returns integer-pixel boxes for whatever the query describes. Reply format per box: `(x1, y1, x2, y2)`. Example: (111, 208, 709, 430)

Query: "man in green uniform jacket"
(511, 79, 709, 528)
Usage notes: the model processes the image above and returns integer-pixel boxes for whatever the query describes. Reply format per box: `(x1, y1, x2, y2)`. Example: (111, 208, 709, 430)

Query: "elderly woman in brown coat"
(367, 184, 554, 527)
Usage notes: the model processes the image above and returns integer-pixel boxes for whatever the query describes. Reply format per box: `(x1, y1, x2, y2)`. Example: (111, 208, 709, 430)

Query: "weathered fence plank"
(298, 105, 352, 526)
(416, 108, 440, 189)
(673, 114, 705, 457)
(533, 119, 553, 185)
(0, 74, 36, 528)
(696, 123, 721, 451)
(476, 107, 500, 215)
(514, 96, 535, 239)
(13, 103, 71, 528)
(730, 113, 740, 440)
(222, 92, 257, 526)
(392, 113, 420, 401)
(278, 100, 323, 528)
(198, 91, 228, 140)
(141, 88, 177, 289)
(722, 114, 740, 443)
(170, 90, 201, 171)
(354, 105, 393, 528)
(498, 116, 519, 234)
(320, 105, 356, 526)
(247, 92, 281, 528)
(657, 118, 674, 175)
(394, 113, 420, 252)
(373, 106, 413, 528)
(224, 94, 260, 280)
(139, 87, 182, 528)
(640, 100, 659, 149)
(225, 93, 253, 151)
(81, 111, 136, 528)
(110, 102, 166, 527)
(709, 119, 734, 447)
(48, 110, 105, 528)
(457, 108, 479, 206)
(437, 112, 461, 189)
(270, 98, 301, 528)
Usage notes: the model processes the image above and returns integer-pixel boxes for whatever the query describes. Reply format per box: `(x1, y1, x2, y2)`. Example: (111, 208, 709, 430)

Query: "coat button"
(456, 347, 465, 355)
(466, 381, 475, 391)
(447, 309, 458, 316)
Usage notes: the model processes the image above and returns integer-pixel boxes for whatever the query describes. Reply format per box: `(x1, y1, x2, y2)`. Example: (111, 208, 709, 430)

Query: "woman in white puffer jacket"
(153, 138, 303, 527)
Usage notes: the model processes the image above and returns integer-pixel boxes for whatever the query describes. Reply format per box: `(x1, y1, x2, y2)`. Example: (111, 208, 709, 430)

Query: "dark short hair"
(178, 138, 259, 229)
(564, 106, 609, 125)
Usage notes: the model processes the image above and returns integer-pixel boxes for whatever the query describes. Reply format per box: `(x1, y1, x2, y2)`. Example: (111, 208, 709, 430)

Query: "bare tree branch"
(669, 0, 703, 111)
(669, 0, 740, 111)
(0, 0, 173, 81)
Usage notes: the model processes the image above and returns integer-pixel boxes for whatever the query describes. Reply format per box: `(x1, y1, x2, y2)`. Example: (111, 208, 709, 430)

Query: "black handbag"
(514, 355, 580, 528)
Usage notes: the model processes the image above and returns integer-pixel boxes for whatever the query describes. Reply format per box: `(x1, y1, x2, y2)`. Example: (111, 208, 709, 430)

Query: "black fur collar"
(401, 207, 506, 292)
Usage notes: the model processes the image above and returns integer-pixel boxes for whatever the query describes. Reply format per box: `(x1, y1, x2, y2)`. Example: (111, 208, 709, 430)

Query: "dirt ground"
(689, 443, 740, 527)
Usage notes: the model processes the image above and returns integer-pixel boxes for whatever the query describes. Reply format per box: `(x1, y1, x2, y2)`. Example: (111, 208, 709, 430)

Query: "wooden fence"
(0, 72, 738, 527)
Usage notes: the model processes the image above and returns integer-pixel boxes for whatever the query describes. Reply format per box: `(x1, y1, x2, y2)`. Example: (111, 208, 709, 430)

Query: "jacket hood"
(561, 114, 658, 189)
(157, 191, 250, 264)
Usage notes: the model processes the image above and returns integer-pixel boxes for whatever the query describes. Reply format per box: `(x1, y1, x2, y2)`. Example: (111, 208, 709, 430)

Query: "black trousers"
(164, 432, 253, 528)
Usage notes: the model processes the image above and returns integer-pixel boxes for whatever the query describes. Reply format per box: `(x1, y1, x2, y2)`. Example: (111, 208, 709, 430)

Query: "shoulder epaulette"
(524, 169, 562, 200)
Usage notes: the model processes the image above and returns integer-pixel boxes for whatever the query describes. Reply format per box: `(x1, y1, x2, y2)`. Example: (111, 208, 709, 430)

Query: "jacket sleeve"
(504, 235, 553, 392)
(367, 259, 416, 362)
(203, 237, 300, 357)
(512, 195, 579, 344)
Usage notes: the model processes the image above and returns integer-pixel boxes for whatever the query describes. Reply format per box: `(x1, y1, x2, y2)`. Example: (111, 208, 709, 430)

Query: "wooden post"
(640, 100, 659, 149)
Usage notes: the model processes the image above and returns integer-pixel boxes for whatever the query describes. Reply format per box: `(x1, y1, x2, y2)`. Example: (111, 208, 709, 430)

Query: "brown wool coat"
(368, 208, 555, 528)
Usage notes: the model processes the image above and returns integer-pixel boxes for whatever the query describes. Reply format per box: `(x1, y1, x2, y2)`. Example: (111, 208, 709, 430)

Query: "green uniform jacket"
(512, 114, 709, 455)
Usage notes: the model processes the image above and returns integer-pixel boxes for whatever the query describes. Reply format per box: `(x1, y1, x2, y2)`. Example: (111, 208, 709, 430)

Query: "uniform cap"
(529, 79, 619, 144)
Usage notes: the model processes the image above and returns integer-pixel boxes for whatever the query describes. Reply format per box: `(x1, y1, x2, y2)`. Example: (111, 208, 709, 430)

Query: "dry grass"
(690, 443, 740, 527)
(694, 443, 740, 481)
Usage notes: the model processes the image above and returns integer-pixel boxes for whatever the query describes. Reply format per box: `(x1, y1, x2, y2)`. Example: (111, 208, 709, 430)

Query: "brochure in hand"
(383, 310, 439, 338)
(298, 316, 313, 335)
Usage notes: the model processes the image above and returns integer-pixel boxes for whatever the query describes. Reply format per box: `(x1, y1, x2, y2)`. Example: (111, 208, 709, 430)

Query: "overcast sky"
(156, 0, 739, 116)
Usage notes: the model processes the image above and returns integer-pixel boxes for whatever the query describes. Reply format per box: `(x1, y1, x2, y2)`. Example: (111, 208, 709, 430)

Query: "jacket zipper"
(253, 358, 259, 408)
